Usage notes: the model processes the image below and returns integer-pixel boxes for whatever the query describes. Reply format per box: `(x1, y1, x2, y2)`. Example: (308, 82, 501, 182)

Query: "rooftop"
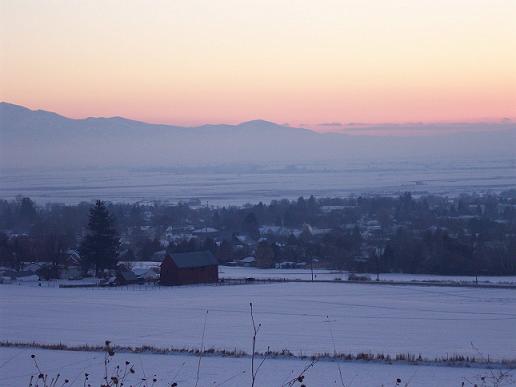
(167, 251, 218, 269)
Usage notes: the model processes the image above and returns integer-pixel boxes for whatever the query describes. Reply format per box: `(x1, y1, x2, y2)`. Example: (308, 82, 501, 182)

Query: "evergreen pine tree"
(80, 200, 120, 276)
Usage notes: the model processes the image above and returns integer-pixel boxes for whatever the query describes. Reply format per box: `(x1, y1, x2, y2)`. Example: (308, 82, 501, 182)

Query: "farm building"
(160, 250, 219, 285)
(116, 269, 142, 285)
(239, 256, 256, 267)
(133, 267, 160, 282)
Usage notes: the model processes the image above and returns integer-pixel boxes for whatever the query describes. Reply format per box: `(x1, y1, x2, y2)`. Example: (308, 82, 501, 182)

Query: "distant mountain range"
(1, 102, 515, 168)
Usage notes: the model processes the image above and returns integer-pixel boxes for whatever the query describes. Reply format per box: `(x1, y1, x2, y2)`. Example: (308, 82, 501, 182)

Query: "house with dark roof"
(116, 269, 141, 285)
(160, 250, 219, 285)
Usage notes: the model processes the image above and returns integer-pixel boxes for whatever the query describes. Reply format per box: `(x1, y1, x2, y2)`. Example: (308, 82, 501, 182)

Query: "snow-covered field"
(1, 346, 510, 387)
(219, 266, 516, 284)
(1, 282, 515, 361)
(116, 263, 516, 284)
(2, 159, 515, 205)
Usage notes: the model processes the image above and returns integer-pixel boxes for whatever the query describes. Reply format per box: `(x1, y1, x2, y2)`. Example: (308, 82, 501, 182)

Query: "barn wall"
(160, 257, 178, 285)
(175, 265, 218, 285)
(160, 258, 218, 285)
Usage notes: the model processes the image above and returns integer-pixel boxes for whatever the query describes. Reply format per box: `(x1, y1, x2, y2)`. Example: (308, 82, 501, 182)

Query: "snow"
(5, 277, 100, 287)
(0, 347, 511, 387)
(220, 266, 516, 284)
(1, 282, 515, 361)
(113, 264, 516, 284)
(11, 274, 39, 282)
(2, 158, 515, 205)
(240, 256, 256, 264)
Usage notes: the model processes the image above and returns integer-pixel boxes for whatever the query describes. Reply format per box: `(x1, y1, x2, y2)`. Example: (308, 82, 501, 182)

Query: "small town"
(1, 190, 515, 286)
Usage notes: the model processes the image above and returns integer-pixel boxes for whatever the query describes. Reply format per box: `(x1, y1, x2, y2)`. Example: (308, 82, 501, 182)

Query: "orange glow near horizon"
(1, 1, 515, 131)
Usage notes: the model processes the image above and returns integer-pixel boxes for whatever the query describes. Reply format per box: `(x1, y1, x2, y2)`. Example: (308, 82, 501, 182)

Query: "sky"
(1, 0, 515, 130)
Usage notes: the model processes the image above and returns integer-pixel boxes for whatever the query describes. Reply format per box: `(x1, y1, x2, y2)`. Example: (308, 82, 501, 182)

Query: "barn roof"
(168, 251, 218, 268)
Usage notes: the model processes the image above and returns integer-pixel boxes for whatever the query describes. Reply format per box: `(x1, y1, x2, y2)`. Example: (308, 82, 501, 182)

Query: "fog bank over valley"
(1, 102, 515, 169)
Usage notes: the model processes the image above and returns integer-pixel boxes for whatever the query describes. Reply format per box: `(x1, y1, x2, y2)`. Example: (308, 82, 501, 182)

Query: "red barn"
(160, 251, 219, 285)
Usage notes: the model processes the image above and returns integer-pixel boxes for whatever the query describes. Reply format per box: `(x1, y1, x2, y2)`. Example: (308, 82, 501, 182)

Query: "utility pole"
(375, 247, 384, 282)
(205, 201, 209, 234)
(473, 236, 479, 286)
(375, 253, 380, 282)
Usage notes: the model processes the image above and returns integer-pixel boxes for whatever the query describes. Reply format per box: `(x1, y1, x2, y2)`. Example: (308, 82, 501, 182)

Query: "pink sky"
(1, 1, 515, 131)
